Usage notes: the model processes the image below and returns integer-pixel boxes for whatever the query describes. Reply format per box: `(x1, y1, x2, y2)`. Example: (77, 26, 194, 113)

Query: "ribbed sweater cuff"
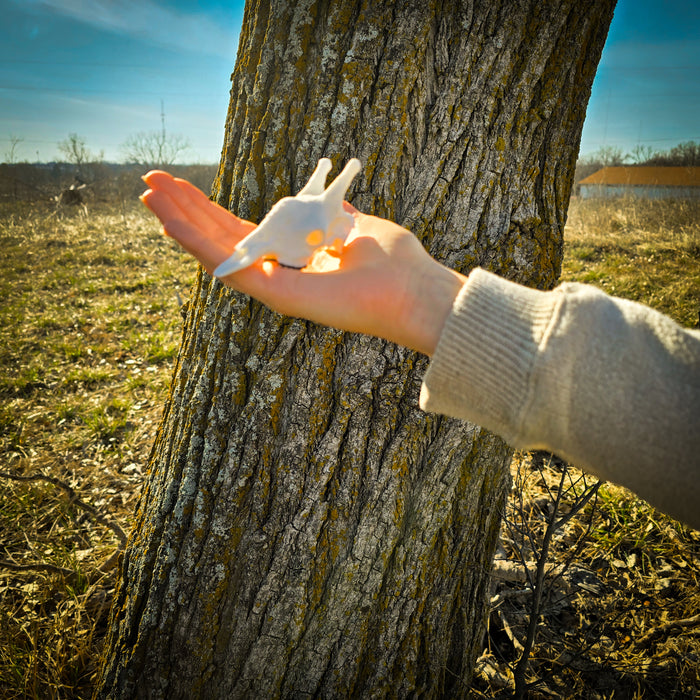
(419, 268, 561, 443)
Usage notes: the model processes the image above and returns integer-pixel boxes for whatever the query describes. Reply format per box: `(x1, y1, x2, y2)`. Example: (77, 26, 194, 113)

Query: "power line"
(0, 58, 191, 69)
(0, 84, 220, 97)
(0, 88, 212, 100)
(599, 65, 700, 70)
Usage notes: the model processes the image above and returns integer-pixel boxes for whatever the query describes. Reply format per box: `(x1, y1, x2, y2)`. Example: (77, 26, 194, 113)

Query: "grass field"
(475, 196, 700, 698)
(563, 196, 700, 328)
(0, 195, 698, 698)
(0, 200, 195, 697)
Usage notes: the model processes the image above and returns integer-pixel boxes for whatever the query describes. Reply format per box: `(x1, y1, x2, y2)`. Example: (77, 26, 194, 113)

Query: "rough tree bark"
(96, 1, 615, 697)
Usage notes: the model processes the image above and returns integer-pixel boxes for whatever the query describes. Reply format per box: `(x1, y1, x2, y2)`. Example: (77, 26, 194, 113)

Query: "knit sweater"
(420, 268, 700, 530)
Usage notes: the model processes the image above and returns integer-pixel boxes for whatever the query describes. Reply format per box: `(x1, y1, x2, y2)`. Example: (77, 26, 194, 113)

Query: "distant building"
(578, 166, 700, 199)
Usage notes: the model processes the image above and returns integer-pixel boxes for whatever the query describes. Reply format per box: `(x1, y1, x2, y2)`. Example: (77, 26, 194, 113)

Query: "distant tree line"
(4, 131, 697, 203)
(0, 161, 218, 205)
(0, 132, 216, 204)
(575, 141, 700, 182)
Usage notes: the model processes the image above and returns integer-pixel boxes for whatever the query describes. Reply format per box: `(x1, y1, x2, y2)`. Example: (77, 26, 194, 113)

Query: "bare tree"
(56, 133, 104, 187)
(628, 144, 655, 165)
(584, 145, 628, 168)
(646, 140, 700, 167)
(57, 133, 103, 169)
(96, 1, 616, 697)
(121, 131, 191, 169)
(3, 134, 24, 164)
(122, 99, 190, 168)
(670, 141, 700, 166)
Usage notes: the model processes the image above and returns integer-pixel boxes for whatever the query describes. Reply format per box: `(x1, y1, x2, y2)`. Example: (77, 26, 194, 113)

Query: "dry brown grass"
(0, 195, 698, 698)
(0, 199, 194, 698)
(562, 197, 700, 327)
(473, 454, 700, 699)
(473, 196, 700, 699)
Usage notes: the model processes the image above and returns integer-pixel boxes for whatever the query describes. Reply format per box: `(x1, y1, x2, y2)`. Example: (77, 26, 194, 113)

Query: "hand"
(140, 171, 466, 355)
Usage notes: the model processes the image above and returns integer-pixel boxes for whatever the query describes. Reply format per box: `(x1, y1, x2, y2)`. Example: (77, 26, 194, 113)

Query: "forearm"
(420, 268, 700, 529)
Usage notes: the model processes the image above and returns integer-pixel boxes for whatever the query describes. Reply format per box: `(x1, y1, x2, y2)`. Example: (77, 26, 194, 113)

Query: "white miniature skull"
(213, 157, 361, 277)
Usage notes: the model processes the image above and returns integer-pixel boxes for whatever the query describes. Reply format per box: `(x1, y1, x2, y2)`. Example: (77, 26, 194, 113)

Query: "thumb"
(342, 200, 362, 216)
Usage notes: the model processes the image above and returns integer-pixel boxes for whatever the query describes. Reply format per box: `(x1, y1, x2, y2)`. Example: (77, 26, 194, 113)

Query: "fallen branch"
(636, 613, 700, 648)
(0, 559, 77, 579)
(492, 559, 558, 584)
(0, 470, 128, 546)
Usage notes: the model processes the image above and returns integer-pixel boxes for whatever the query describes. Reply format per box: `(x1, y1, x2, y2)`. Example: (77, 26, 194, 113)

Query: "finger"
(140, 188, 189, 228)
(141, 169, 170, 183)
(143, 171, 213, 222)
(160, 218, 233, 274)
(143, 171, 254, 241)
(140, 189, 232, 271)
(139, 190, 219, 267)
(173, 177, 255, 236)
(142, 169, 181, 190)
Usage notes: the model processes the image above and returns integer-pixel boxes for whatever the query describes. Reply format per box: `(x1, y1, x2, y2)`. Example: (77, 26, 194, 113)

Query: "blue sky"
(1, 0, 698, 164)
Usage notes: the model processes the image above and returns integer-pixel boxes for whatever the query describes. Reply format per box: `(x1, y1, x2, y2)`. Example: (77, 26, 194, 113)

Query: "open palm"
(140, 170, 465, 355)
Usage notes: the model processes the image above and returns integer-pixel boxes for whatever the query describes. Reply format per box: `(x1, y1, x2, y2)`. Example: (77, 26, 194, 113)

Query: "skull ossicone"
(214, 158, 362, 277)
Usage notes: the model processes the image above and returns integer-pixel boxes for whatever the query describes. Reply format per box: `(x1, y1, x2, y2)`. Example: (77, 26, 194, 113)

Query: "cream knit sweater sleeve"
(420, 268, 700, 529)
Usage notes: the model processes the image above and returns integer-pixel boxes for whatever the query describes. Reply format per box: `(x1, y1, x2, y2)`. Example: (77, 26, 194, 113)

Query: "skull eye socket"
(305, 229, 324, 247)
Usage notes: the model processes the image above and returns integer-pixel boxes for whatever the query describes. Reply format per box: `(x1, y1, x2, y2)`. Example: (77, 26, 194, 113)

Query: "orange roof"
(579, 166, 700, 187)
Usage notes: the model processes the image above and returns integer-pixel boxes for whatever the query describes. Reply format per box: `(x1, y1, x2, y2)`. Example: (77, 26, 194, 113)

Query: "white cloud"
(18, 0, 239, 59)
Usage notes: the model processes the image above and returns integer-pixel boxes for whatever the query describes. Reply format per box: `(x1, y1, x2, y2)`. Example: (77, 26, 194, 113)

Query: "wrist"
(402, 260, 467, 356)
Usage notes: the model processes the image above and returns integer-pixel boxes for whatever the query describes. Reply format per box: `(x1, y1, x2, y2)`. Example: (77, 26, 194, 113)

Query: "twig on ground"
(502, 455, 602, 700)
(636, 613, 700, 648)
(0, 559, 78, 579)
(0, 470, 128, 546)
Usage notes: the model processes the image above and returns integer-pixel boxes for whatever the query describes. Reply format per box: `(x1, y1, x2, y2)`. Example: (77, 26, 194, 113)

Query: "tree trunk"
(96, 1, 615, 697)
